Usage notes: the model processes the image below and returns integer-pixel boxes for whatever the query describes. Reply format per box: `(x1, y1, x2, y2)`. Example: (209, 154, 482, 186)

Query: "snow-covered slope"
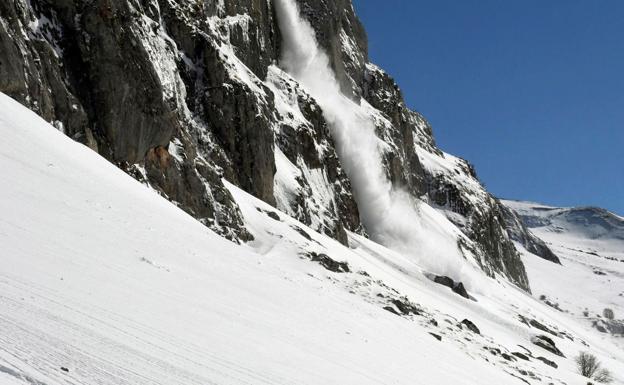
(2, 93, 624, 384)
(503, 200, 624, 346)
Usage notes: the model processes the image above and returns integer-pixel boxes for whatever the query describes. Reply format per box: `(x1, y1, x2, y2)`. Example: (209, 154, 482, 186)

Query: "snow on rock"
(133, 11, 188, 108)
(26, 5, 64, 58)
(267, 64, 361, 241)
(359, 47, 529, 290)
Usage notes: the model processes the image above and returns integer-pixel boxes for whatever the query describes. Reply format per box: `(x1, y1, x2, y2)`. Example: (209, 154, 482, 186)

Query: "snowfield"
(503, 200, 624, 350)
(1, 91, 623, 384)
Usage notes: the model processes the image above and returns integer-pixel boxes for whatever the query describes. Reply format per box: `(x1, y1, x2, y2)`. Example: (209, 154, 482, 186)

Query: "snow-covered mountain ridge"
(502, 200, 624, 345)
(504, 200, 624, 244)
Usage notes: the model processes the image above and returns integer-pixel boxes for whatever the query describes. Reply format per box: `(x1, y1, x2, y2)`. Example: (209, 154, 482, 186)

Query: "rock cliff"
(0, 0, 542, 290)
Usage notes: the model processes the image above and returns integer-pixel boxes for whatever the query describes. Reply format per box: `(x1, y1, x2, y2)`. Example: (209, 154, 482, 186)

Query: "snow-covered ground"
(503, 200, 624, 349)
(1, 92, 623, 384)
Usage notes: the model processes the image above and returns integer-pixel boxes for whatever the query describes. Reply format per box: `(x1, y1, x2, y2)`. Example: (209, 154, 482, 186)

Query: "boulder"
(383, 306, 400, 316)
(433, 275, 470, 299)
(460, 319, 480, 334)
(390, 298, 422, 316)
(501, 353, 515, 361)
(531, 335, 565, 357)
(309, 252, 350, 273)
(512, 352, 530, 361)
(536, 356, 558, 369)
(429, 333, 442, 341)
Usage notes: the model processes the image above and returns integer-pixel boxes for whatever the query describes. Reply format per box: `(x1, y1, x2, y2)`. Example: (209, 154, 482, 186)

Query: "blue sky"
(353, 0, 623, 215)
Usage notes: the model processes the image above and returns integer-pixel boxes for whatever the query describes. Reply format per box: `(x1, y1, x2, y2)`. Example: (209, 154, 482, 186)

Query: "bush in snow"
(593, 369, 614, 384)
(575, 351, 612, 383)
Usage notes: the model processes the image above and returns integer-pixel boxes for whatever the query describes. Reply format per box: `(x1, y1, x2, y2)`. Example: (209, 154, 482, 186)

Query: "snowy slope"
(1, 92, 623, 385)
(503, 200, 624, 345)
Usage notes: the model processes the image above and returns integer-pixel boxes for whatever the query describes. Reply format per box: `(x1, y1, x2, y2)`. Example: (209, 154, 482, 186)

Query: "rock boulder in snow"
(433, 275, 471, 299)
(460, 319, 480, 334)
(531, 335, 564, 357)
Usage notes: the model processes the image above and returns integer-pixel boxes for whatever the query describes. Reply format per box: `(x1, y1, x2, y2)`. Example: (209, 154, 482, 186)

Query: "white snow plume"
(273, 0, 483, 287)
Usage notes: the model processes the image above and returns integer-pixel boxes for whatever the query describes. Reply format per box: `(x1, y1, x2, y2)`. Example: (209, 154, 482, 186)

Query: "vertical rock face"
(0, 0, 90, 146)
(0, 0, 530, 289)
(0, 0, 362, 243)
(267, 66, 362, 242)
(499, 203, 561, 264)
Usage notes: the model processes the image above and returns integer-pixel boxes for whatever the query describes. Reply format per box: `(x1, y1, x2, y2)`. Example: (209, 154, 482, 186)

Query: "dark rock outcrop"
(308, 252, 350, 273)
(536, 356, 558, 369)
(531, 335, 565, 357)
(433, 275, 470, 299)
(429, 332, 442, 341)
(500, 203, 561, 264)
(529, 319, 559, 337)
(501, 353, 515, 361)
(460, 319, 480, 334)
(592, 318, 624, 335)
(512, 352, 530, 361)
(390, 298, 422, 316)
(383, 306, 400, 316)
(519, 315, 560, 337)
(362, 64, 427, 197)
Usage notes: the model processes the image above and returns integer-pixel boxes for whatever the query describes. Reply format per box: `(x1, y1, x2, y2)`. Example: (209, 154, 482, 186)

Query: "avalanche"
(272, 0, 484, 287)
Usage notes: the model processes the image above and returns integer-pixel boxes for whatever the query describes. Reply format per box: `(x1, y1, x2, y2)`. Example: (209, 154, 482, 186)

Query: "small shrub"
(594, 368, 613, 384)
(603, 308, 614, 320)
(575, 351, 613, 383)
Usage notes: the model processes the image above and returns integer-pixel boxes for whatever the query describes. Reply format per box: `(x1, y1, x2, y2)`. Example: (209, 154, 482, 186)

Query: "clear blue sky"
(353, 0, 623, 215)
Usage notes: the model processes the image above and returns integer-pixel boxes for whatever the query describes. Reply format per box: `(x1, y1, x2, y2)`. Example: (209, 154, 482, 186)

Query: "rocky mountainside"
(0, 0, 558, 290)
(3, 2, 624, 384)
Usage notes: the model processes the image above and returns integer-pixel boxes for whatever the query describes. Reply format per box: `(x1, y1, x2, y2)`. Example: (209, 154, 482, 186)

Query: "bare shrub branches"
(575, 351, 612, 384)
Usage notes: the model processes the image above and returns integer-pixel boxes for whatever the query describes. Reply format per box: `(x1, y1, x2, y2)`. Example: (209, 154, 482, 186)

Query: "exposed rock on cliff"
(1, 0, 532, 289)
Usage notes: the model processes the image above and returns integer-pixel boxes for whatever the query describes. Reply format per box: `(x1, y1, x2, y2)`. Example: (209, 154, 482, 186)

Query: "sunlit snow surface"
(1, 93, 623, 384)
